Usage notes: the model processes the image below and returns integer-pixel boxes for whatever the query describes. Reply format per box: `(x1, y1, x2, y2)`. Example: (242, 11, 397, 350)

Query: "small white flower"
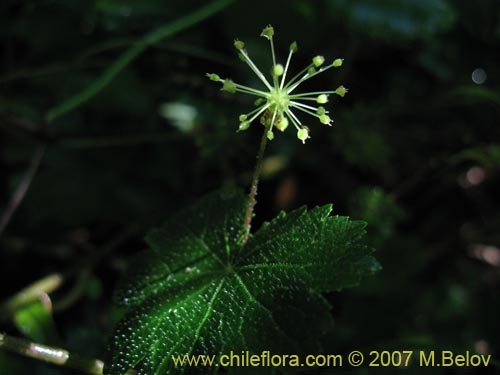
(207, 25, 347, 144)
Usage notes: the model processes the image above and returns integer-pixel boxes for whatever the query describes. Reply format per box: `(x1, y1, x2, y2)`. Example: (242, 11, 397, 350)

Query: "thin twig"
(0, 118, 51, 142)
(0, 333, 104, 375)
(53, 226, 138, 312)
(0, 144, 46, 238)
(59, 132, 182, 149)
(0, 61, 105, 84)
(45, 0, 235, 123)
(241, 128, 269, 246)
(0, 38, 232, 84)
(0, 273, 63, 321)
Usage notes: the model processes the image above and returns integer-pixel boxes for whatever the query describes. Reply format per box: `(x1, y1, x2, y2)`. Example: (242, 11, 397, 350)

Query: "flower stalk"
(207, 25, 347, 244)
(240, 124, 270, 246)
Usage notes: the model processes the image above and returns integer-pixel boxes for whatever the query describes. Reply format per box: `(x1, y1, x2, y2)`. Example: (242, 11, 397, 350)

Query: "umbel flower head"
(207, 25, 347, 143)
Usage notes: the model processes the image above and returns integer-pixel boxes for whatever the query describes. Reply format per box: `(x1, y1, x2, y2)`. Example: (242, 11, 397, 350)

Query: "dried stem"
(241, 127, 269, 246)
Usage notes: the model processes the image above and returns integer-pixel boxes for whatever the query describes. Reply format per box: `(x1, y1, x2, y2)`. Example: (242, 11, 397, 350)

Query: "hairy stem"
(0, 333, 105, 375)
(241, 127, 269, 246)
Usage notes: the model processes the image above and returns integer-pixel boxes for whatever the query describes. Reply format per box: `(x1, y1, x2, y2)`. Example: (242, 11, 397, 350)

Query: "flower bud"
(261, 25, 274, 40)
(276, 117, 289, 132)
(234, 40, 245, 50)
(297, 128, 309, 143)
(316, 106, 326, 116)
(312, 55, 325, 67)
(223, 79, 236, 93)
(207, 73, 220, 82)
(254, 98, 265, 106)
(316, 94, 328, 104)
(335, 85, 347, 97)
(239, 121, 250, 131)
(267, 130, 275, 140)
(239, 114, 247, 122)
(333, 58, 343, 67)
(319, 114, 331, 125)
(273, 64, 284, 76)
(289, 41, 298, 53)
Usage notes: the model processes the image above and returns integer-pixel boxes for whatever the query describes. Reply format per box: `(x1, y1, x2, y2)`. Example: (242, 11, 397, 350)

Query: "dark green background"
(1, 0, 499, 373)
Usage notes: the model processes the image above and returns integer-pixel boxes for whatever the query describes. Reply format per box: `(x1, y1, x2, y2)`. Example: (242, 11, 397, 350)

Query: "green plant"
(104, 26, 378, 374)
(0, 22, 378, 375)
(3, 1, 499, 374)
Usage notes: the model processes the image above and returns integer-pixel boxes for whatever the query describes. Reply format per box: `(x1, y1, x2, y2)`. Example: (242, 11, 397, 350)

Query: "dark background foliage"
(1, 0, 499, 373)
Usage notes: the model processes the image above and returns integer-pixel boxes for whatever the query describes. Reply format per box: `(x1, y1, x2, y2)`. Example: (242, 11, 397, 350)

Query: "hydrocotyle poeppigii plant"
(105, 26, 378, 375)
(207, 25, 347, 143)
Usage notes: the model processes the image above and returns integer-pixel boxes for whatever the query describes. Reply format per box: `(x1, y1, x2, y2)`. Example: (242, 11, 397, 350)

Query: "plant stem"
(241, 127, 269, 246)
(0, 333, 104, 375)
(45, 0, 234, 123)
(0, 144, 46, 238)
(59, 132, 182, 149)
(0, 273, 63, 321)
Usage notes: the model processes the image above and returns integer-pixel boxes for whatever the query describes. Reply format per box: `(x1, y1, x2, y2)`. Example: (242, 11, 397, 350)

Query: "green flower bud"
(207, 73, 220, 82)
(234, 40, 245, 50)
(239, 121, 250, 131)
(333, 58, 343, 67)
(276, 117, 289, 132)
(289, 41, 298, 53)
(297, 128, 309, 143)
(254, 98, 265, 106)
(312, 55, 325, 67)
(319, 114, 331, 125)
(335, 85, 347, 97)
(307, 67, 316, 75)
(223, 79, 236, 94)
(261, 25, 274, 40)
(267, 130, 275, 140)
(273, 64, 284, 76)
(316, 94, 328, 104)
(239, 114, 247, 122)
(316, 106, 326, 116)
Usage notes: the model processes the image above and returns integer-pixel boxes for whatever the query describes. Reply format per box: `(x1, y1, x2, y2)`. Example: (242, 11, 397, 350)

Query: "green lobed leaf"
(105, 189, 378, 374)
